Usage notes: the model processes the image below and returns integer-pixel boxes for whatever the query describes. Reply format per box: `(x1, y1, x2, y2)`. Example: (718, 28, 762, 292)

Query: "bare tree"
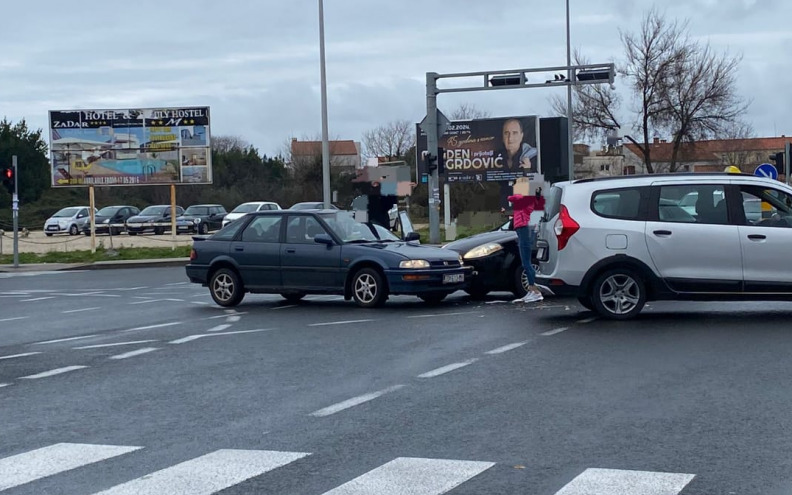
(448, 103, 491, 120)
(212, 135, 251, 154)
(716, 120, 756, 170)
(361, 120, 414, 160)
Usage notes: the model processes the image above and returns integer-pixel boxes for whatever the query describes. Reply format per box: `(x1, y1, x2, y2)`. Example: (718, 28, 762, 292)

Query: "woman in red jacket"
(507, 185, 545, 303)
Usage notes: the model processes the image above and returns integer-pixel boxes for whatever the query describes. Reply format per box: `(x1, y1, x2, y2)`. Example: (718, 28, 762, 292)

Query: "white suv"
(536, 173, 792, 319)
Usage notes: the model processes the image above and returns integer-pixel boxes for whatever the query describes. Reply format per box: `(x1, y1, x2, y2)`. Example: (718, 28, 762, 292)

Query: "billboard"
(416, 116, 540, 182)
(49, 106, 211, 187)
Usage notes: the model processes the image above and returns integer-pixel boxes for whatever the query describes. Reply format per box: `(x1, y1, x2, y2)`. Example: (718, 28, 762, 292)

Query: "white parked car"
(221, 201, 281, 228)
(43, 206, 96, 236)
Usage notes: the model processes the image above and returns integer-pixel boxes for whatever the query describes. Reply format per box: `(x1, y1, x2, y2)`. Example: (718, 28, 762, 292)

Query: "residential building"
(289, 138, 362, 169)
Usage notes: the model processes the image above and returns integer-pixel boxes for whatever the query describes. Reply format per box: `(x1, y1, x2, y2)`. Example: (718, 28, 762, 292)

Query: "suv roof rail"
(572, 172, 757, 184)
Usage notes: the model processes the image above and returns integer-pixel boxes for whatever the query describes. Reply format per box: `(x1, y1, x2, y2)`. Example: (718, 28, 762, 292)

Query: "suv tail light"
(553, 205, 579, 251)
(189, 248, 197, 261)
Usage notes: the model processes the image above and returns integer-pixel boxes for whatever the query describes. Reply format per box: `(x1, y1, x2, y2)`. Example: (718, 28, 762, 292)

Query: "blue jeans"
(516, 226, 536, 286)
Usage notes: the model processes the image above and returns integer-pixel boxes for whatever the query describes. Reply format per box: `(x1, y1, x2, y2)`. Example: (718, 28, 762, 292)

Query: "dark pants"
(516, 226, 536, 286)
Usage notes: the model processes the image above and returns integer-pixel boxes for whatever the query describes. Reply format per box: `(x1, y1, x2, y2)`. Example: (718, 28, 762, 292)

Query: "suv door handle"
(286, 249, 296, 254)
(653, 230, 672, 236)
(747, 234, 766, 240)
(234, 246, 244, 252)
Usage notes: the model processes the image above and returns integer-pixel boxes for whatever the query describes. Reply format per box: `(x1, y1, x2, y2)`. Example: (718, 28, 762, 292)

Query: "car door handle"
(747, 234, 766, 240)
(653, 230, 672, 236)
(286, 249, 296, 254)
(234, 246, 244, 252)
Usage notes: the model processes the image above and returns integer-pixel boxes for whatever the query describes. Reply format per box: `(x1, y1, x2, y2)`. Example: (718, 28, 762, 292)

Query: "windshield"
(321, 212, 399, 243)
(97, 207, 120, 216)
(140, 206, 168, 216)
(232, 203, 260, 213)
(185, 206, 209, 215)
(53, 207, 80, 218)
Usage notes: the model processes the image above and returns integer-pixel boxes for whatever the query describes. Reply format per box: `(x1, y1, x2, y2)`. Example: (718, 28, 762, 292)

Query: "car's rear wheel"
(45, 233, 53, 237)
(281, 293, 306, 303)
(198, 223, 209, 235)
(69, 224, 78, 236)
(351, 268, 387, 308)
(590, 268, 646, 320)
(209, 268, 245, 307)
(154, 227, 164, 235)
(512, 264, 529, 298)
(419, 292, 449, 304)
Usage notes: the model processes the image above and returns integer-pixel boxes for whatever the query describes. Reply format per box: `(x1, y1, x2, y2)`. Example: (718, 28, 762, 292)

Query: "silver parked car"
(222, 201, 281, 228)
(536, 173, 792, 319)
(43, 206, 96, 236)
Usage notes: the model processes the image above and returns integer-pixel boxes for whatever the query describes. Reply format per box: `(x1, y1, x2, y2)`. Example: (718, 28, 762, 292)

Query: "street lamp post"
(318, 0, 331, 208)
(566, 0, 574, 181)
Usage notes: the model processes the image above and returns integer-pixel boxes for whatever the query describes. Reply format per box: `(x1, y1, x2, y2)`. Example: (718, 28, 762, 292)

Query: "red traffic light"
(3, 168, 11, 179)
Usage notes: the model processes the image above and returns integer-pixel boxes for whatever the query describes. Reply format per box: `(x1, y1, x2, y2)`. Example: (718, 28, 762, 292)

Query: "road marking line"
(541, 327, 570, 336)
(62, 307, 101, 314)
(74, 340, 158, 350)
(129, 300, 158, 305)
(0, 316, 30, 323)
(20, 297, 55, 302)
(191, 301, 210, 305)
(577, 317, 599, 324)
(226, 315, 241, 322)
(132, 296, 154, 300)
(32, 335, 98, 345)
(170, 328, 273, 344)
(122, 322, 183, 332)
(89, 294, 122, 298)
(166, 282, 190, 286)
(407, 311, 480, 319)
(309, 319, 375, 327)
(109, 347, 159, 360)
(272, 304, 298, 310)
(207, 324, 231, 332)
(310, 385, 405, 417)
(0, 383, 9, 388)
(320, 457, 495, 495)
(92, 449, 309, 495)
(554, 468, 695, 495)
(418, 359, 479, 378)
(208, 312, 248, 319)
(0, 443, 142, 491)
(485, 342, 528, 354)
(163, 298, 185, 302)
(19, 365, 88, 379)
(224, 309, 239, 314)
(0, 352, 42, 361)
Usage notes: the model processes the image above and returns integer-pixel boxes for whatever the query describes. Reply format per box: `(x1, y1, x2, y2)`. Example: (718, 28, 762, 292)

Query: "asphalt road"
(2, 267, 792, 494)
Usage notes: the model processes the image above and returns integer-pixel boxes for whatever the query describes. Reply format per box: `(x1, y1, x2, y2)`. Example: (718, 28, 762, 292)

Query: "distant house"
(289, 138, 362, 169)
(575, 136, 792, 179)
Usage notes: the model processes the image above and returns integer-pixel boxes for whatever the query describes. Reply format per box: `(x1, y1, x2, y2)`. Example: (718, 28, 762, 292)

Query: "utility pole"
(426, 74, 441, 245)
(318, 0, 332, 208)
(12, 155, 19, 268)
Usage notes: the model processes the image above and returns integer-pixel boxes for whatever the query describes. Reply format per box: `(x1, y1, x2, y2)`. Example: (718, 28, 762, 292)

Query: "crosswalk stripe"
(0, 443, 141, 491)
(321, 457, 495, 495)
(92, 449, 309, 495)
(554, 468, 695, 495)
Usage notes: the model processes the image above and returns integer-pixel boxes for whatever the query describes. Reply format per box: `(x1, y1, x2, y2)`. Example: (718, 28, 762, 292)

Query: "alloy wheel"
(598, 274, 641, 315)
(212, 273, 235, 303)
(354, 273, 378, 304)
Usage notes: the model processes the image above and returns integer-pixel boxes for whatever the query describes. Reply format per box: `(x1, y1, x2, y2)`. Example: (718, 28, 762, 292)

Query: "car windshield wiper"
(344, 239, 377, 244)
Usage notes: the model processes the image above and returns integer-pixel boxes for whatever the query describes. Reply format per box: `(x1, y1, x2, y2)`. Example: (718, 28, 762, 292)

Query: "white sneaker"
(522, 292, 543, 303)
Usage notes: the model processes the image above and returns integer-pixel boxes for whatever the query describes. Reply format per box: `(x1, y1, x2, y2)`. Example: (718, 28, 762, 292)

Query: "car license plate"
(127, 223, 140, 228)
(46, 225, 58, 230)
(443, 273, 464, 284)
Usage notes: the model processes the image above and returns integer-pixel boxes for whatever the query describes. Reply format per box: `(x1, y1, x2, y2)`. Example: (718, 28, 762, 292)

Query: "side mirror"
(405, 232, 420, 242)
(314, 234, 334, 246)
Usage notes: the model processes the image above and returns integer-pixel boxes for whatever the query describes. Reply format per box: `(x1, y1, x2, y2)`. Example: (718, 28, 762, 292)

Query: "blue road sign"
(755, 163, 778, 180)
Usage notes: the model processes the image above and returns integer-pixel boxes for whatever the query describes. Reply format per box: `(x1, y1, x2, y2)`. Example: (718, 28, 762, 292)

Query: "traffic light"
(425, 147, 445, 174)
(770, 152, 785, 174)
(2, 167, 13, 194)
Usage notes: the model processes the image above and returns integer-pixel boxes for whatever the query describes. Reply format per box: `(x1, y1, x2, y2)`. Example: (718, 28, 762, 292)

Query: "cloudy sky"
(1, 0, 789, 157)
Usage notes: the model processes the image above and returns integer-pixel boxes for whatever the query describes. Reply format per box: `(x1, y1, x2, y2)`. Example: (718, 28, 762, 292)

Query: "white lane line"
(129, 300, 158, 305)
(62, 307, 101, 314)
(0, 352, 42, 361)
(226, 315, 241, 323)
(166, 282, 190, 286)
(122, 322, 183, 332)
(207, 324, 231, 332)
(0, 383, 9, 388)
(89, 294, 122, 298)
(0, 316, 30, 323)
(170, 328, 273, 344)
(20, 297, 55, 302)
(541, 327, 570, 336)
(577, 317, 599, 324)
(109, 347, 159, 360)
(191, 301, 210, 306)
(485, 342, 528, 355)
(0, 443, 142, 491)
(309, 319, 375, 327)
(554, 468, 695, 495)
(19, 365, 88, 379)
(407, 311, 480, 319)
(418, 359, 479, 379)
(321, 457, 495, 495)
(162, 298, 185, 302)
(208, 312, 248, 319)
(32, 335, 98, 345)
(132, 296, 154, 300)
(310, 385, 405, 417)
(272, 304, 298, 310)
(52, 291, 102, 297)
(93, 449, 309, 495)
(74, 340, 158, 350)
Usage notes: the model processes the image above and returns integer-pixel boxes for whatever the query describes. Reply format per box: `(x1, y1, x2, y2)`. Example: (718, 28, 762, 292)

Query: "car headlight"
(463, 242, 503, 260)
(103, 219, 110, 224)
(399, 259, 430, 269)
(193, 218, 201, 224)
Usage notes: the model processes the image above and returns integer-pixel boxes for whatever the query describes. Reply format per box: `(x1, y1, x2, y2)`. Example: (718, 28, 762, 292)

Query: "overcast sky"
(1, 0, 789, 157)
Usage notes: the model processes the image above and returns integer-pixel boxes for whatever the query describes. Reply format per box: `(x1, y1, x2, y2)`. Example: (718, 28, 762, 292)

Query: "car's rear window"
(591, 187, 644, 220)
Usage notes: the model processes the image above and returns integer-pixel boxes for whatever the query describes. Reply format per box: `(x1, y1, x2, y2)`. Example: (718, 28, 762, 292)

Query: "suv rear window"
(591, 187, 643, 220)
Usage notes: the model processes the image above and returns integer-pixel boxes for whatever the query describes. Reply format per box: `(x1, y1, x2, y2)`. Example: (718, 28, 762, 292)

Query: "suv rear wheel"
(590, 268, 646, 320)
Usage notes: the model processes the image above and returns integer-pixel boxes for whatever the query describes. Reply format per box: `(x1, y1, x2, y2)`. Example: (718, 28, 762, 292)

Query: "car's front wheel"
(590, 268, 646, 320)
(198, 223, 209, 235)
(351, 268, 387, 308)
(209, 268, 245, 307)
(69, 224, 78, 236)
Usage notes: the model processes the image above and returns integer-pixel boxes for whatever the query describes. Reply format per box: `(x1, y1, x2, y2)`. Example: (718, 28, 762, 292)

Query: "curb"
(0, 258, 190, 273)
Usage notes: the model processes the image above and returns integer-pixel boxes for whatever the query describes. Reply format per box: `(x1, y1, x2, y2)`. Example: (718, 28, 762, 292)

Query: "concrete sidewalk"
(0, 258, 190, 273)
